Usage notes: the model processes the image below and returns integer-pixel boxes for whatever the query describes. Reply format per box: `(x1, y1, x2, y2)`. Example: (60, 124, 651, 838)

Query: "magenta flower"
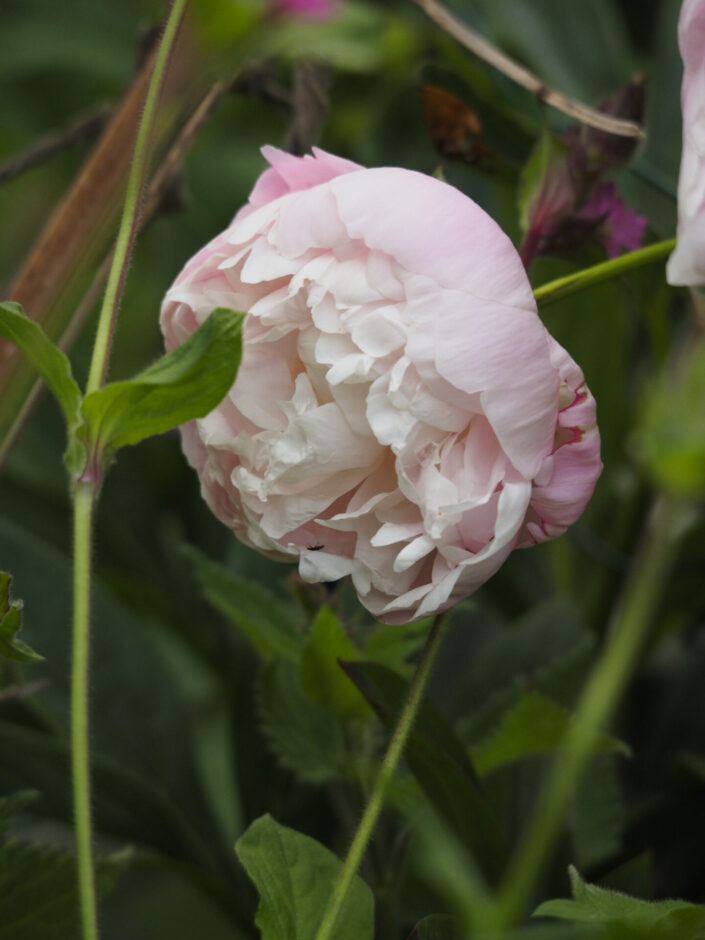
(667, 0, 705, 286)
(161, 149, 601, 623)
(578, 182, 648, 259)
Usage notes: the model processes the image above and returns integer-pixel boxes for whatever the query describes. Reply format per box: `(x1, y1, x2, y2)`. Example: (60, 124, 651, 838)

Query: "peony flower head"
(667, 0, 705, 286)
(161, 148, 601, 623)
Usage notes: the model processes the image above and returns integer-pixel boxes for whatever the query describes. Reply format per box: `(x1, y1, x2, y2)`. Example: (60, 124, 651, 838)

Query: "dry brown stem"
(413, 0, 645, 140)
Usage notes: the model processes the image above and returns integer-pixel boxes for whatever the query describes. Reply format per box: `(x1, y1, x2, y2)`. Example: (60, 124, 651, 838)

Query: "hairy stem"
(492, 495, 691, 927)
(70, 4, 189, 937)
(85, 0, 188, 394)
(534, 239, 676, 308)
(314, 614, 448, 940)
(71, 483, 98, 940)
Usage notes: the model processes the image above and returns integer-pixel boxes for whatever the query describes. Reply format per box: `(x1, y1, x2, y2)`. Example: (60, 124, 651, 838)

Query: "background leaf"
(0, 302, 84, 473)
(184, 544, 304, 663)
(79, 308, 244, 464)
(0, 572, 44, 664)
(257, 660, 345, 785)
(300, 606, 370, 719)
(470, 691, 629, 777)
(535, 866, 705, 937)
(341, 659, 507, 886)
(235, 814, 374, 940)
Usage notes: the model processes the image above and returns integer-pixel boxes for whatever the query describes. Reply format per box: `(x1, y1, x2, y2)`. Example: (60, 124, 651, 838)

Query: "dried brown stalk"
(0, 106, 112, 187)
(0, 16, 215, 467)
(413, 0, 645, 140)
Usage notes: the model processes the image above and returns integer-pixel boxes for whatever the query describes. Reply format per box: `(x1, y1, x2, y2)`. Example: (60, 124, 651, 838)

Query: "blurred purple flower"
(578, 182, 648, 259)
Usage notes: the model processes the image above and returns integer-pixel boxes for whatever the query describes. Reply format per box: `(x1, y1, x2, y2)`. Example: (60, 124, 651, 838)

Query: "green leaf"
(80, 307, 244, 466)
(454, 597, 594, 746)
(0, 788, 129, 940)
(470, 692, 629, 776)
(0, 791, 38, 839)
(235, 814, 374, 940)
(572, 754, 625, 870)
(0, 840, 129, 940)
(0, 519, 225, 869)
(340, 660, 507, 885)
(183, 544, 304, 662)
(0, 571, 44, 664)
(534, 866, 705, 938)
(0, 301, 84, 474)
(257, 2, 415, 73)
(257, 660, 345, 785)
(300, 606, 370, 719)
(635, 336, 705, 499)
(407, 914, 459, 940)
(362, 618, 431, 678)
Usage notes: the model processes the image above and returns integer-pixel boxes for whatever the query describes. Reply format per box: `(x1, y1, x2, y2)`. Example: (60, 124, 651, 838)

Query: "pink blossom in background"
(161, 149, 602, 623)
(578, 182, 648, 259)
(667, 0, 705, 286)
(275, 0, 336, 18)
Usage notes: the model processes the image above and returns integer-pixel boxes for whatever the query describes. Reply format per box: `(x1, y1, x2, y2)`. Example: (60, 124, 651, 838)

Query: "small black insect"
(306, 544, 325, 551)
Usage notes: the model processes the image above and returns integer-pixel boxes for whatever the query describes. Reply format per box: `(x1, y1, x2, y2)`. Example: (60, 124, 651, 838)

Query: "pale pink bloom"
(667, 0, 705, 286)
(161, 149, 601, 624)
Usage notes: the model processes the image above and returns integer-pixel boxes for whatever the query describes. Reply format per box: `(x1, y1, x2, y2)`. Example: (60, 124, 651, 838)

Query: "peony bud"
(162, 149, 601, 623)
(667, 0, 705, 286)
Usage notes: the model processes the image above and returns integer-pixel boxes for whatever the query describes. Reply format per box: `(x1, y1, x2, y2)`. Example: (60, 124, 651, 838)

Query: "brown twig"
(59, 80, 229, 358)
(285, 62, 332, 155)
(412, 0, 645, 140)
(0, 106, 112, 187)
(0, 16, 209, 468)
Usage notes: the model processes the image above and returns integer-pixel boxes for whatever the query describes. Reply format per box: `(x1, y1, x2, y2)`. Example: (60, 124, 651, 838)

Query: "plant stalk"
(85, 0, 188, 394)
(492, 495, 691, 927)
(69, 3, 189, 937)
(533, 238, 676, 308)
(314, 614, 448, 940)
(71, 483, 98, 940)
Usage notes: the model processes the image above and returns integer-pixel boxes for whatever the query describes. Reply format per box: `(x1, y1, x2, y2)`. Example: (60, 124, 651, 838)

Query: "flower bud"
(162, 149, 601, 622)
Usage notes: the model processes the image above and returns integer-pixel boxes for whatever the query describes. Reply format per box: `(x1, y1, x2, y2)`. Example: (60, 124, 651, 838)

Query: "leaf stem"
(314, 614, 448, 940)
(85, 0, 188, 395)
(533, 238, 676, 308)
(71, 483, 98, 940)
(492, 495, 691, 927)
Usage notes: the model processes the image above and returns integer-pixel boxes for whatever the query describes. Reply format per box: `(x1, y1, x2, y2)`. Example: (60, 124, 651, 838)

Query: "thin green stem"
(491, 495, 691, 928)
(71, 483, 98, 940)
(85, 0, 188, 395)
(533, 238, 676, 308)
(70, 5, 189, 938)
(314, 614, 449, 940)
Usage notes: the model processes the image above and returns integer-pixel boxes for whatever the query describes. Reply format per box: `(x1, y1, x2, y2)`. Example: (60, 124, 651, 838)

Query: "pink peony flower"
(667, 0, 705, 286)
(275, 0, 335, 18)
(161, 148, 602, 623)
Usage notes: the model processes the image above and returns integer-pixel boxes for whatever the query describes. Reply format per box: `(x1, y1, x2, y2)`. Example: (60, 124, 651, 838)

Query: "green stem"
(314, 614, 448, 940)
(533, 238, 676, 308)
(69, 5, 189, 938)
(71, 483, 98, 940)
(492, 495, 691, 927)
(85, 0, 188, 395)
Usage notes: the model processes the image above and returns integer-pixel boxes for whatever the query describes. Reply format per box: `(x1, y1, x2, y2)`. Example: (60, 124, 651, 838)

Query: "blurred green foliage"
(1, 1, 704, 938)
